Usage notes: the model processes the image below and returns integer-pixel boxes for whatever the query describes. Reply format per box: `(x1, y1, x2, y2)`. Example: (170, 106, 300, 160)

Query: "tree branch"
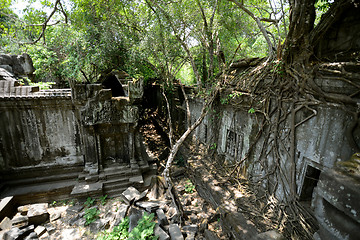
(228, 0, 275, 58)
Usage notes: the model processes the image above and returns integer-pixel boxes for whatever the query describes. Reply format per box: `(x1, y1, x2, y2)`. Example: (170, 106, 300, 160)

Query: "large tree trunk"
(282, 0, 316, 65)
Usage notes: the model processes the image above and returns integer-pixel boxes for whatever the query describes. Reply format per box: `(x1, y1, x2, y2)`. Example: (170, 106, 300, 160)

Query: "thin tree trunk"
(162, 86, 219, 218)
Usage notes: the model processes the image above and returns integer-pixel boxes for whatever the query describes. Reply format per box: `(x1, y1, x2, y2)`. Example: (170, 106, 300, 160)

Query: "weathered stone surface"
(113, 204, 129, 227)
(24, 231, 38, 240)
(26, 204, 49, 225)
(11, 214, 29, 228)
(38, 231, 49, 240)
(128, 207, 143, 232)
(89, 218, 110, 232)
(183, 225, 197, 240)
(154, 224, 170, 240)
(156, 208, 169, 227)
(136, 201, 161, 213)
(59, 228, 82, 240)
(34, 226, 46, 237)
(169, 224, 184, 240)
(182, 225, 198, 234)
(0, 196, 15, 220)
(0, 217, 12, 231)
(313, 168, 360, 240)
(122, 187, 141, 203)
(219, 210, 258, 240)
(49, 210, 61, 222)
(203, 229, 220, 240)
(66, 205, 84, 215)
(4, 225, 35, 240)
(3, 227, 22, 240)
(129, 175, 144, 184)
(252, 230, 285, 240)
(198, 219, 208, 234)
(0, 53, 35, 76)
(70, 182, 103, 197)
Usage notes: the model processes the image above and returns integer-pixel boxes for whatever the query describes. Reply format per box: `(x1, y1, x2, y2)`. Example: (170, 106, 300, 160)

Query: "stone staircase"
(102, 164, 144, 197)
(70, 163, 150, 200)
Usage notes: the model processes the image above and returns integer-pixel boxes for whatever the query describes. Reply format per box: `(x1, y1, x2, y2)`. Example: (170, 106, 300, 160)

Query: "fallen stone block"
(34, 226, 46, 237)
(24, 231, 38, 240)
(169, 224, 184, 240)
(154, 224, 170, 240)
(89, 218, 110, 233)
(4, 225, 35, 240)
(3, 227, 22, 240)
(59, 228, 82, 240)
(0, 217, 12, 231)
(11, 214, 29, 228)
(128, 207, 144, 232)
(204, 229, 220, 240)
(66, 205, 84, 215)
(68, 214, 81, 226)
(26, 204, 49, 225)
(183, 224, 198, 239)
(122, 187, 141, 203)
(252, 230, 285, 240)
(0, 196, 15, 220)
(38, 231, 49, 240)
(113, 204, 129, 227)
(185, 232, 195, 240)
(136, 201, 161, 213)
(156, 208, 169, 227)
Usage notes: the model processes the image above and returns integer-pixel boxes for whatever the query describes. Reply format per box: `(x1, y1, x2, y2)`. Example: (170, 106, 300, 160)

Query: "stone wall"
(188, 96, 358, 199)
(0, 95, 82, 170)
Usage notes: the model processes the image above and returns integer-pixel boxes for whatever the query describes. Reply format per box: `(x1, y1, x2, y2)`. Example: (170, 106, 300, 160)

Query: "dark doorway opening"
(102, 74, 126, 97)
(299, 165, 321, 202)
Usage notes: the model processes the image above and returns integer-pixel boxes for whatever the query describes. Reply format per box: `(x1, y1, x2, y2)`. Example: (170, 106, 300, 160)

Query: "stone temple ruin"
(0, 61, 153, 206)
(1, 6, 360, 239)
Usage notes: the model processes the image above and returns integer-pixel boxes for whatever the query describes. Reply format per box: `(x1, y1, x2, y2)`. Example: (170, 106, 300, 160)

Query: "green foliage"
(97, 213, 157, 240)
(248, 108, 255, 114)
(84, 197, 95, 208)
(316, 0, 332, 12)
(210, 143, 217, 150)
(128, 213, 157, 240)
(4, 0, 291, 86)
(99, 195, 108, 206)
(84, 207, 100, 226)
(29, 81, 55, 90)
(97, 217, 130, 240)
(270, 60, 284, 76)
(220, 92, 243, 105)
(185, 179, 195, 194)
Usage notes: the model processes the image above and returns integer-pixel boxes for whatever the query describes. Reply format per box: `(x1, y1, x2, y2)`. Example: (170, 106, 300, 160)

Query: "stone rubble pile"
(0, 185, 211, 240)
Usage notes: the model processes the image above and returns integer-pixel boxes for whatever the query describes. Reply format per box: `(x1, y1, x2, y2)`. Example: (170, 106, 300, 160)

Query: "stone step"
(1, 165, 83, 182)
(70, 182, 103, 199)
(101, 166, 140, 180)
(103, 181, 133, 193)
(104, 183, 134, 198)
(0, 180, 77, 205)
(103, 177, 130, 188)
(4, 171, 80, 187)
